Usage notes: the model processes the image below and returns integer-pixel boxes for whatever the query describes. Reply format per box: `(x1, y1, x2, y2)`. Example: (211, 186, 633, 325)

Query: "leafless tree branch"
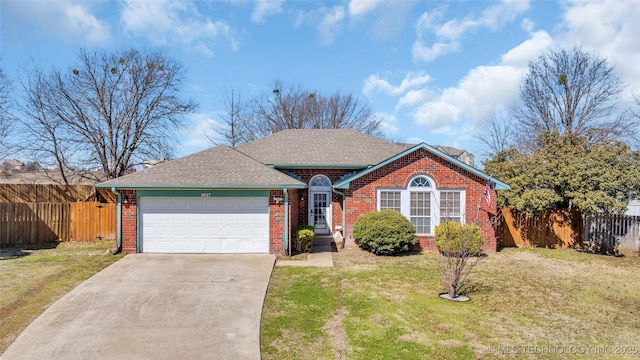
(18, 48, 197, 182)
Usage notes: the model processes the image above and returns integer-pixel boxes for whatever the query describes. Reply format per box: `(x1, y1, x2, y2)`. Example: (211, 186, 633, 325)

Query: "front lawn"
(0, 240, 123, 354)
(261, 247, 640, 359)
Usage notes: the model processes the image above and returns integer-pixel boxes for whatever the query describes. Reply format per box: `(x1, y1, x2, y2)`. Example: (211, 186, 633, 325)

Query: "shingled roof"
(97, 145, 306, 189)
(236, 129, 405, 167)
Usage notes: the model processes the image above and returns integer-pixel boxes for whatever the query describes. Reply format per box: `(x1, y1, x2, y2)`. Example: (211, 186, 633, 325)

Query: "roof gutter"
(110, 187, 122, 255)
(284, 188, 290, 256)
(270, 164, 368, 170)
(96, 184, 306, 190)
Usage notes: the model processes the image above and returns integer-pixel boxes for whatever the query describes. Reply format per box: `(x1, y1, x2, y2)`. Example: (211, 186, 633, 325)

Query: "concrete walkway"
(1, 254, 275, 360)
(276, 236, 334, 267)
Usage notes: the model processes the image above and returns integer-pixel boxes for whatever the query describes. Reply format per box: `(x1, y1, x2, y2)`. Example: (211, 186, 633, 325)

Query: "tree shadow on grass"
(0, 241, 59, 260)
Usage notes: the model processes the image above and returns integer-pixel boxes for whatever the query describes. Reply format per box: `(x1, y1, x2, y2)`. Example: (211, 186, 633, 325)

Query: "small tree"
(435, 222, 485, 299)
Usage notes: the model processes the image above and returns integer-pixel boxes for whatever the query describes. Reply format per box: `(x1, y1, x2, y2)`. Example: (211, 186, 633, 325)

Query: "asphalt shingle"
(98, 145, 306, 188)
(236, 129, 405, 167)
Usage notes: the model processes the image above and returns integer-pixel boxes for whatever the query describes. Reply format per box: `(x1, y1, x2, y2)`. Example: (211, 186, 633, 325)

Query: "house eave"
(269, 164, 369, 170)
(333, 143, 511, 190)
(96, 184, 307, 190)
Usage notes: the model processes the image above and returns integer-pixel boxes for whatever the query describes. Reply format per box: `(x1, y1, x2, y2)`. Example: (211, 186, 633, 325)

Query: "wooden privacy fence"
(498, 208, 583, 249)
(583, 215, 640, 256)
(498, 208, 640, 256)
(0, 184, 98, 203)
(0, 202, 116, 245)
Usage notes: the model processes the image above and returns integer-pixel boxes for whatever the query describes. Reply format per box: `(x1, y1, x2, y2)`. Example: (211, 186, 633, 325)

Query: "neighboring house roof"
(0, 171, 104, 185)
(236, 129, 406, 167)
(2, 159, 24, 172)
(434, 145, 474, 167)
(97, 145, 306, 189)
(334, 143, 510, 190)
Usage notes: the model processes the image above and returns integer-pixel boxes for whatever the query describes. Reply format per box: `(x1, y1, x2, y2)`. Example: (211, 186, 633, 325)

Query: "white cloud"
(120, 0, 238, 56)
(376, 112, 399, 136)
(251, 0, 284, 23)
(317, 6, 346, 45)
(412, 41, 460, 62)
(397, 88, 432, 109)
(521, 18, 535, 32)
(413, 0, 530, 62)
(500, 30, 554, 67)
(413, 29, 552, 134)
(178, 112, 217, 156)
(3, 1, 111, 45)
(363, 71, 431, 96)
(559, 0, 640, 92)
(348, 0, 381, 17)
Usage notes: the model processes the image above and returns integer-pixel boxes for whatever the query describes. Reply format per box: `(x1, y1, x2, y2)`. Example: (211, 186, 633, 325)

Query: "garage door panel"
(141, 196, 269, 254)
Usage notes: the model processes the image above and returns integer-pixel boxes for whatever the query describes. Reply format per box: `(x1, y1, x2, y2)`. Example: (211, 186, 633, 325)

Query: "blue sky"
(2, 0, 640, 163)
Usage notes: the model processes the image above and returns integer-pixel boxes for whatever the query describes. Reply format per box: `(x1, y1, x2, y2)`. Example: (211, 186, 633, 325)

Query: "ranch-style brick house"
(97, 129, 509, 255)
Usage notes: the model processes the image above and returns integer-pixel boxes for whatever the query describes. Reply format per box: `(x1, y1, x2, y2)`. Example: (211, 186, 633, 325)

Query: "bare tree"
(0, 64, 14, 156)
(213, 80, 382, 146)
(513, 46, 626, 146)
(19, 48, 197, 182)
(207, 89, 256, 147)
(477, 111, 512, 157)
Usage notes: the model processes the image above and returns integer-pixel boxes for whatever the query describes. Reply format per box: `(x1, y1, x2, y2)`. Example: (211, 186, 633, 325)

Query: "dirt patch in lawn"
(323, 279, 352, 360)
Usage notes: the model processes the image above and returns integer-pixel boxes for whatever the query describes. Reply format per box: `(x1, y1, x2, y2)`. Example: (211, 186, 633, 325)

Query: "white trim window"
(376, 175, 465, 235)
(440, 191, 462, 223)
(379, 191, 401, 212)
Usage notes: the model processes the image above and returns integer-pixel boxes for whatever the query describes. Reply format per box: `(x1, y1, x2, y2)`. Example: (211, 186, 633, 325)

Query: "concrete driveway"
(1, 254, 275, 360)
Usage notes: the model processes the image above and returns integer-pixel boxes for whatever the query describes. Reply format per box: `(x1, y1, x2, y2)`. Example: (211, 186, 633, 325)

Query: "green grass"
(261, 247, 640, 359)
(261, 267, 339, 359)
(0, 240, 124, 354)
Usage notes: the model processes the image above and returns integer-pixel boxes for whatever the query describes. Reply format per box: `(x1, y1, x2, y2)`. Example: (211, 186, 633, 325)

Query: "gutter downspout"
(110, 187, 122, 255)
(332, 188, 347, 249)
(283, 188, 290, 256)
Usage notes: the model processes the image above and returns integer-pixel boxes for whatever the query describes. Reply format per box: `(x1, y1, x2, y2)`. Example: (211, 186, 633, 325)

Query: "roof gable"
(333, 143, 510, 190)
(97, 145, 306, 189)
(236, 129, 405, 167)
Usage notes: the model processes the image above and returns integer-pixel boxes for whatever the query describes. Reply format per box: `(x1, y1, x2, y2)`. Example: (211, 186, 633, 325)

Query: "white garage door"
(140, 197, 269, 253)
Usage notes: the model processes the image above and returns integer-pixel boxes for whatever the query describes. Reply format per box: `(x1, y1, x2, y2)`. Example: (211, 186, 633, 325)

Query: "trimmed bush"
(353, 210, 417, 256)
(292, 225, 315, 253)
(434, 222, 484, 255)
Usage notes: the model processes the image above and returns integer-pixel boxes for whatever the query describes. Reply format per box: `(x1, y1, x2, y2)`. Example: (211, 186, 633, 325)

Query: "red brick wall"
(344, 148, 498, 252)
(269, 190, 286, 255)
(120, 190, 138, 253)
(286, 169, 354, 232)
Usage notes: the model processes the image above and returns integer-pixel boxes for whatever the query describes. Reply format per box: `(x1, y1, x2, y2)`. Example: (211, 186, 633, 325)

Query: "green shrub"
(353, 210, 417, 256)
(293, 225, 315, 253)
(434, 222, 484, 255)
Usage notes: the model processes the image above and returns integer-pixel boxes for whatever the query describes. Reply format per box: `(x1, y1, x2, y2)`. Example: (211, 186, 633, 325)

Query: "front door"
(309, 191, 331, 234)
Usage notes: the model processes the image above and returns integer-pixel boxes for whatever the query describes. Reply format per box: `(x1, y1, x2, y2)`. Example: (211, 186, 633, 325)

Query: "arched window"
(409, 176, 431, 188)
(309, 174, 331, 189)
(408, 176, 433, 234)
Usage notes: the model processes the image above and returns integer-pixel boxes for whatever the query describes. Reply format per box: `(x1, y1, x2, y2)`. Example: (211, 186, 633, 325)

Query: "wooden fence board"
(0, 202, 115, 246)
(499, 208, 640, 256)
(0, 184, 97, 203)
(71, 202, 116, 241)
(498, 208, 583, 249)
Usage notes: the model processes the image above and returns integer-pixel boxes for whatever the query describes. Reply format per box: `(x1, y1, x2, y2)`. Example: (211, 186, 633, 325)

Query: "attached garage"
(140, 195, 270, 254)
